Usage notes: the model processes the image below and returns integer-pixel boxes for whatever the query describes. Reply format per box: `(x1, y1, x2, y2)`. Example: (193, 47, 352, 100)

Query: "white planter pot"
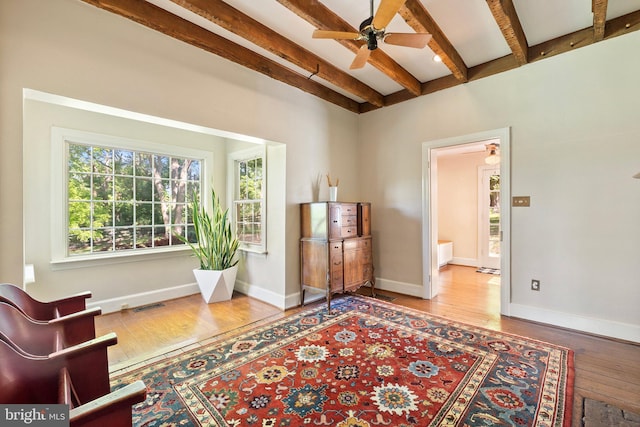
(193, 265, 238, 303)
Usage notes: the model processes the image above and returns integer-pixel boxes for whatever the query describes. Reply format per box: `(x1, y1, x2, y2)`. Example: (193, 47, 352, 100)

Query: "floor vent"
(133, 302, 166, 313)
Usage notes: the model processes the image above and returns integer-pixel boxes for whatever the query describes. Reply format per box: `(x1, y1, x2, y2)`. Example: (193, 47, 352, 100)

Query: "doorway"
(478, 165, 501, 270)
(421, 128, 511, 316)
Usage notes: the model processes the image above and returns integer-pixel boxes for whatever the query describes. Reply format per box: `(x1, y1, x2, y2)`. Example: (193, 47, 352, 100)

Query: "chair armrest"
(52, 291, 92, 317)
(50, 332, 118, 402)
(69, 380, 147, 427)
(49, 307, 102, 344)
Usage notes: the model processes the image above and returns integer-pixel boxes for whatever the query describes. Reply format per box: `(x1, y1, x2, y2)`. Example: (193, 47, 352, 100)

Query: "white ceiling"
(146, 0, 640, 103)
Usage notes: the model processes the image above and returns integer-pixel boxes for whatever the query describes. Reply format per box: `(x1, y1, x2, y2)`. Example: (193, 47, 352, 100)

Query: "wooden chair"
(0, 283, 99, 343)
(0, 301, 116, 400)
(0, 283, 92, 320)
(0, 337, 146, 426)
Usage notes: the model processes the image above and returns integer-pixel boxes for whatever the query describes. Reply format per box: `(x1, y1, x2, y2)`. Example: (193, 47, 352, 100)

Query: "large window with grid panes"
(52, 128, 212, 262)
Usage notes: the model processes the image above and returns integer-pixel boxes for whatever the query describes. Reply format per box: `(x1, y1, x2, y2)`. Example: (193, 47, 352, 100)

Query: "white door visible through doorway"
(478, 166, 500, 270)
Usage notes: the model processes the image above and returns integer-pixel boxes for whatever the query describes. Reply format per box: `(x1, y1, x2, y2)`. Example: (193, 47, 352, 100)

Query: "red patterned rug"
(112, 296, 574, 426)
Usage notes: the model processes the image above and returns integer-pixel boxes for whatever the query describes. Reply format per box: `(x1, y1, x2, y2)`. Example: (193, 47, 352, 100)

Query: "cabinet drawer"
(341, 203, 357, 216)
(343, 237, 371, 251)
(342, 215, 357, 227)
(341, 226, 357, 238)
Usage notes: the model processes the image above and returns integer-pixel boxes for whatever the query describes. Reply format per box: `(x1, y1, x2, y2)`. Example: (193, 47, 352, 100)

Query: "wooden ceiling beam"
(276, 0, 422, 97)
(171, 0, 384, 107)
(592, 0, 608, 41)
(399, 0, 468, 82)
(81, 0, 360, 112)
(528, 9, 640, 62)
(486, 0, 529, 65)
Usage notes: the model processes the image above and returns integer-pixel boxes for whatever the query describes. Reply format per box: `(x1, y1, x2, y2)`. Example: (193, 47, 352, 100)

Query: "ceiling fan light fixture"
(433, 54, 442, 62)
(485, 144, 500, 165)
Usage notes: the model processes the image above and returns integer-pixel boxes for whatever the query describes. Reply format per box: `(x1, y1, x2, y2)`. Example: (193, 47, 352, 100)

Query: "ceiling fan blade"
(349, 45, 371, 69)
(384, 32, 432, 48)
(313, 30, 361, 40)
(372, 0, 406, 30)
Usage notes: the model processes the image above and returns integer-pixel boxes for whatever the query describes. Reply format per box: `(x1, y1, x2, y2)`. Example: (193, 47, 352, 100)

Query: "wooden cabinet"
(300, 202, 374, 308)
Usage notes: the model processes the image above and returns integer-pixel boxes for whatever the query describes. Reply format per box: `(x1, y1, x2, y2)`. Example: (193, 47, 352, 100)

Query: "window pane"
(114, 149, 134, 175)
(135, 153, 152, 177)
(153, 203, 164, 225)
(93, 201, 113, 227)
(154, 179, 171, 202)
(136, 203, 152, 226)
(136, 227, 153, 248)
(172, 203, 186, 225)
(69, 201, 91, 228)
(154, 226, 169, 247)
(68, 174, 91, 201)
(93, 175, 113, 200)
(93, 229, 114, 252)
(93, 148, 112, 174)
(170, 225, 186, 245)
(187, 160, 200, 180)
(115, 176, 133, 201)
(115, 228, 134, 250)
(68, 229, 91, 255)
(155, 155, 170, 179)
(69, 144, 91, 173)
(135, 178, 153, 201)
(115, 202, 134, 226)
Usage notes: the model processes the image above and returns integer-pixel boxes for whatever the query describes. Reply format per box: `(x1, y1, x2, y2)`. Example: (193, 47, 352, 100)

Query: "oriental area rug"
(111, 296, 574, 426)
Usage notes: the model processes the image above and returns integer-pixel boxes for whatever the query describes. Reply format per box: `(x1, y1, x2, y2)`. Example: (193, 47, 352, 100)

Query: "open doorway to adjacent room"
(421, 128, 511, 316)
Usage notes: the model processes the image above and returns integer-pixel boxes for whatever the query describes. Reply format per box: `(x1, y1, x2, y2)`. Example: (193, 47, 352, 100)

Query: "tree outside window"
(67, 142, 201, 256)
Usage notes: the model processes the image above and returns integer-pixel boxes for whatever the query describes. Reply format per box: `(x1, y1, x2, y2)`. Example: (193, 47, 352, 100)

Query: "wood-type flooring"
(95, 265, 639, 426)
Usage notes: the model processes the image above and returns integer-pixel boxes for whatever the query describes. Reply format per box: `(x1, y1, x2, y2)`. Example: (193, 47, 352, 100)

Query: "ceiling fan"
(313, 0, 432, 70)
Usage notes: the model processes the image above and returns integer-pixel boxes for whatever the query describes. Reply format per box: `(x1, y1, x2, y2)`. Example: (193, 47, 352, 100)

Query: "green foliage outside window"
(66, 143, 201, 256)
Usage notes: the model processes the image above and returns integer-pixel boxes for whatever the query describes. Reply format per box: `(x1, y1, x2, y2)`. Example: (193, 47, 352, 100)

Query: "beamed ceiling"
(82, 0, 640, 114)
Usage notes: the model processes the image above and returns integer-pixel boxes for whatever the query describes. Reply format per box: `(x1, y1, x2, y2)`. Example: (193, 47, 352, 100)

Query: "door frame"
(421, 127, 511, 316)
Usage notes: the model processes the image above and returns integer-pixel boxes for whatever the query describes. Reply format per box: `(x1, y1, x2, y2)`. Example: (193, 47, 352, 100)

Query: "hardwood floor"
(95, 265, 640, 425)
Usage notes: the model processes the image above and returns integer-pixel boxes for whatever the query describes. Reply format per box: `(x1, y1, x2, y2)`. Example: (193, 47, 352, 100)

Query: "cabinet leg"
(301, 288, 306, 306)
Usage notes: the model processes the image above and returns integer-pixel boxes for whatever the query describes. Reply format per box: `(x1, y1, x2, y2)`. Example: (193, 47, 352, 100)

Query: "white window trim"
(50, 127, 214, 266)
(228, 146, 267, 254)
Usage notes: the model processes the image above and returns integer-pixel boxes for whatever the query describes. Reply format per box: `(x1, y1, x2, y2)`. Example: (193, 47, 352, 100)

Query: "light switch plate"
(512, 196, 530, 207)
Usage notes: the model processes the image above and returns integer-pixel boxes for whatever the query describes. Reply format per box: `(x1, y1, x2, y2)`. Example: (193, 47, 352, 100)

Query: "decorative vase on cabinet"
(300, 202, 374, 309)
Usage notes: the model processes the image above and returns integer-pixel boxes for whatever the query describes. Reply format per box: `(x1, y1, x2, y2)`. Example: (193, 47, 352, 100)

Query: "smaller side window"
(230, 148, 266, 253)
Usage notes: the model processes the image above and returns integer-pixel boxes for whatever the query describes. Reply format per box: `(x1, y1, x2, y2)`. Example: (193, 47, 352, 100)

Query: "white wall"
(437, 151, 486, 264)
(0, 0, 359, 310)
(359, 31, 640, 341)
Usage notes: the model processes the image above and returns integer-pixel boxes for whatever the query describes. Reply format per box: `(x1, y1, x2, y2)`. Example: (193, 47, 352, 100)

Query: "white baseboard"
(374, 278, 422, 298)
(88, 283, 200, 314)
(234, 279, 287, 310)
(451, 257, 477, 267)
(509, 303, 640, 343)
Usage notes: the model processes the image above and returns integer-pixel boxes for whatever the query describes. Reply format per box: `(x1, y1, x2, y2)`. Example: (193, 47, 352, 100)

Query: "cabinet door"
(329, 241, 344, 292)
(300, 240, 328, 289)
(343, 246, 363, 291)
(328, 204, 342, 239)
(358, 203, 371, 236)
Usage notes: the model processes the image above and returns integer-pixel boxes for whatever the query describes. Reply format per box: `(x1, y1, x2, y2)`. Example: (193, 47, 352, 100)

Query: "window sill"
(50, 246, 193, 270)
(239, 247, 268, 256)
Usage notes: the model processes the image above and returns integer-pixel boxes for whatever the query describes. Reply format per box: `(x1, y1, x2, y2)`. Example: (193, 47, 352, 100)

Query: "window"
(52, 128, 212, 262)
(230, 147, 266, 253)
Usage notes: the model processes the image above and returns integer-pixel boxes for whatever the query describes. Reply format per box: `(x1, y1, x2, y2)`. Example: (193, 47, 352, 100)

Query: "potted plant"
(176, 188, 240, 303)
